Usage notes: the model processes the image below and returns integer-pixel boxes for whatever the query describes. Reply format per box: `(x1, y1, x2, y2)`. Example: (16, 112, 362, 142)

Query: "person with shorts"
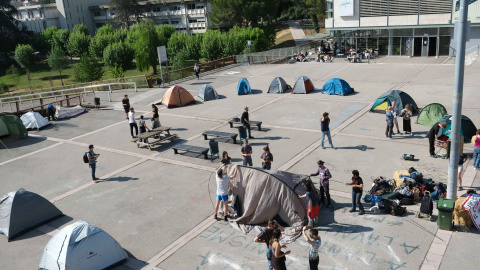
(458, 154, 468, 191)
(391, 101, 402, 135)
(122, 95, 130, 119)
(214, 164, 238, 221)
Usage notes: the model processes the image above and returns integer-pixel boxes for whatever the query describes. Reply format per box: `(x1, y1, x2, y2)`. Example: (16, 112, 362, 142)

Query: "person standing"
(271, 229, 290, 270)
(128, 108, 138, 138)
(299, 182, 319, 226)
(214, 164, 238, 221)
(241, 139, 253, 166)
(391, 101, 402, 135)
(254, 219, 285, 270)
(221, 151, 232, 165)
(46, 103, 56, 121)
(122, 95, 130, 120)
(151, 104, 160, 129)
(346, 170, 365, 215)
(458, 154, 468, 191)
(309, 160, 332, 208)
(401, 104, 413, 135)
(302, 226, 321, 270)
(321, 112, 335, 149)
(241, 107, 254, 139)
(87, 144, 100, 182)
(426, 122, 447, 158)
(194, 63, 200, 80)
(473, 130, 480, 171)
(261, 146, 273, 170)
(385, 106, 394, 138)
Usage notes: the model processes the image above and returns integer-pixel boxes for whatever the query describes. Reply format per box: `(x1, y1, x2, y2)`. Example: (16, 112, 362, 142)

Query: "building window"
(169, 5, 180, 11)
(187, 4, 195, 9)
(94, 11, 100, 16)
(96, 23, 104, 28)
(196, 4, 204, 9)
(189, 19, 198, 23)
(171, 20, 180, 24)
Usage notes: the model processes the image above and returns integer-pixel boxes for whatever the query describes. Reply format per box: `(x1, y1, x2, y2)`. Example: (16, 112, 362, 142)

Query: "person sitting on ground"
(302, 226, 321, 270)
(221, 151, 232, 165)
(430, 183, 446, 201)
(214, 164, 238, 221)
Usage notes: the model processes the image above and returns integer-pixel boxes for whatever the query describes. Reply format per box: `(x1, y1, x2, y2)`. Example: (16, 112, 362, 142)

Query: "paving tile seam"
(318, 63, 354, 81)
(392, 65, 428, 90)
(0, 141, 63, 167)
(421, 230, 453, 269)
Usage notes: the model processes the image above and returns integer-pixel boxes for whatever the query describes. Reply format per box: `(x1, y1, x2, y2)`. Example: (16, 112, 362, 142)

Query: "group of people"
(293, 53, 310, 62)
(122, 95, 161, 139)
(347, 48, 375, 63)
(385, 102, 413, 138)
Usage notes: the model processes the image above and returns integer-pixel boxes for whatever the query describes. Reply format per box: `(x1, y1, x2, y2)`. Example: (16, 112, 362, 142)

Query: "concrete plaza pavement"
(1, 56, 480, 270)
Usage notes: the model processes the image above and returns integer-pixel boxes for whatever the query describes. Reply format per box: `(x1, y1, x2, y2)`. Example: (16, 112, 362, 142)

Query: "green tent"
(0, 113, 28, 139)
(416, 103, 447, 127)
(370, 90, 418, 113)
(437, 114, 477, 143)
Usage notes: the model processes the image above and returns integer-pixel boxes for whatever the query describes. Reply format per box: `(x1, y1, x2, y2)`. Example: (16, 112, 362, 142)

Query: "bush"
(67, 32, 91, 57)
(0, 82, 8, 93)
(89, 34, 114, 58)
(74, 53, 104, 82)
(103, 42, 134, 70)
(108, 64, 125, 78)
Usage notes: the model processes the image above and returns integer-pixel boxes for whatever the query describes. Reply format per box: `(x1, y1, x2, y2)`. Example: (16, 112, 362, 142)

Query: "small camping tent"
(370, 90, 418, 113)
(39, 220, 128, 270)
(198, 84, 220, 101)
(0, 189, 63, 241)
(437, 114, 478, 142)
(292, 76, 314, 94)
(21, 112, 50, 130)
(237, 78, 252, 95)
(161, 85, 196, 108)
(267, 77, 290, 94)
(0, 113, 28, 139)
(416, 103, 448, 127)
(322, 78, 353, 95)
(225, 166, 317, 243)
(55, 105, 86, 119)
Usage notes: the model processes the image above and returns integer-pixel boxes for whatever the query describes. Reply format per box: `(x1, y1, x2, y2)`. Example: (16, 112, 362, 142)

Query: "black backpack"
(83, 152, 89, 163)
(420, 191, 433, 215)
(383, 199, 406, 216)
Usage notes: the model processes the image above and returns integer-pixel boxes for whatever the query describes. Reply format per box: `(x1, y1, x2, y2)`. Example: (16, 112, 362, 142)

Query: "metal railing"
(450, 45, 480, 56)
(236, 41, 315, 64)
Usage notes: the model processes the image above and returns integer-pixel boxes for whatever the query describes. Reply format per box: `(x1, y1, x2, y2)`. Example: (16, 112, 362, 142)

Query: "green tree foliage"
(14, 44, 35, 81)
(184, 34, 202, 61)
(126, 20, 159, 73)
(72, 23, 89, 36)
(0, 0, 19, 61)
(109, 0, 139, 29)
(37, 26, 58, 53)
(6, 64, 21, 85)
(210, 0, 279, 27)
(200, 30, 223, 61)
(103, 42, 134, 70)
(108, 64, 125, 78)
(89, 34, 114, 58)
(96, 24, 114, 36)
(67, 32, 91, 57)
(155, 24, 176, 46)
(221, 31, 243, 57)
(171, 50, 189, 70)
(53, 29, 70, 53)
(166, 32, 188, 61)
(73, 53, 104, 82)
(113, 29, 128, 42)
(47, 46, 69, 81)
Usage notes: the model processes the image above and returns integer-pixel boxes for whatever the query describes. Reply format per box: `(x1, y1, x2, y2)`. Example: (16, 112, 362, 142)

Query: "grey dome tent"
(267, 77, 291, 94)
(0, 189, 63, 241)
(416, 103, 447, 127)
(198, 84, 219, 101)
(39, 220, 128, 270)
(370, 90, 418, 113)
(292, 76, 314, 94)
(21, 111, 51, 130)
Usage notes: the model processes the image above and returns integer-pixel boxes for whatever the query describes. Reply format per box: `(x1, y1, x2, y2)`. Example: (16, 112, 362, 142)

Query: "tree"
(127, 20, 159, 74)
(14, 44, 35, 82)
(103, 42, 134, 70)
(171, 50, 189, 70)
(200, 30, 223, 61)
(89, 34, 114, 58)
(166, 32, 188, 61)
(6, 64, 21, 85)
(73, 53, 104, 82)
(108, 64, 125, 78)
(96, 24, 114, 36)
(210, 0, 279, 27)
(72, 23, 89, 36)
(67, 32, 91, 57)
(0, 0, 19, 61)
(184, 34, 202, 62)
(155, 24, 176, 46)
(53, 29, 70, 53)
(113, 29, 128, 42)
(304, 0, 326, 33)
(47, 46, 69, 82)
(109, 0, 139, 29)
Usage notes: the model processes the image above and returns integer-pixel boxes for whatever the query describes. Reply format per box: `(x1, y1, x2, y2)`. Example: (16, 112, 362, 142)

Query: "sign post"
(247, 40, 251, 65)
(157, 46, 169, 86)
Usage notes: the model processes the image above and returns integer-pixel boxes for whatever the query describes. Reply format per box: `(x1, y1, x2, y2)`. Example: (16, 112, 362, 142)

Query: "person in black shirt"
(321, 112, 335, 149)
(241, 107, 254, 139)
(241, 139, 253, 166)
(254, 219, 285, 270)
(221, 151, 232, 165)
(426, 122, 447, 158)
(346, 170, 365, 215)
(122, 95, 130, 120)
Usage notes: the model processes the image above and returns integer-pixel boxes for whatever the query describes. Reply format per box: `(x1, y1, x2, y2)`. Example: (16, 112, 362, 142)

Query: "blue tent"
(322, 78, 353, 95)
(237, 78, 252, 95)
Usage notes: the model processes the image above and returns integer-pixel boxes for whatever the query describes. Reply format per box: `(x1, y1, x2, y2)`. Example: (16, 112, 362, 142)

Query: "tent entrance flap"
(373, 99, 389, 111)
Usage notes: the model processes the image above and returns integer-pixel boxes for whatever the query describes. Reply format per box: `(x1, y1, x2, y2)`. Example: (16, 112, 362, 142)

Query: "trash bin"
(156, 78, 162, 86)
(94, 97, 100, 109)
(209, 139, 219, 161)
(437, 198, 455, 231)
(237, 126, 247, 141)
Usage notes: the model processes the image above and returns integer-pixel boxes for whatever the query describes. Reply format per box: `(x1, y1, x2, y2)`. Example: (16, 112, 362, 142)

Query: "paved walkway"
(286, 21, 309, 46)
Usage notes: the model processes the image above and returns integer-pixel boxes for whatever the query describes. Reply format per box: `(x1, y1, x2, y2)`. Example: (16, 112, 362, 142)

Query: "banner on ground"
(468, 198, 480, 230)
(462, 194, 480, 211)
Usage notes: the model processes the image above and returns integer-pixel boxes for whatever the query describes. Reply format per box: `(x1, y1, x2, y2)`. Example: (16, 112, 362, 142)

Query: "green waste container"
(237, 126, 247, 141)
(437, 198, 455, 231)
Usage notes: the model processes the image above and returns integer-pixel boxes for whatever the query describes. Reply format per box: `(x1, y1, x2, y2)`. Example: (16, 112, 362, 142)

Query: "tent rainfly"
(21, 112, 51, 130)
(416, 103, 448, 127)
(55, 105, 86, 119)
(0, 113, 28, 139)
(237, 78, 252, 95)
(198, 84, 220, 101)
(267, 77, 291, 94)
(225, 166, 319, 243)
(160, 85, 196, 108)
(292, 76, 314, 94)
(437, 114, 478, 143)
(0, 189, 63, 241)
(321, 78, 353, 95)
(370, 90, 418, 113)
(39, 220, 128, 270)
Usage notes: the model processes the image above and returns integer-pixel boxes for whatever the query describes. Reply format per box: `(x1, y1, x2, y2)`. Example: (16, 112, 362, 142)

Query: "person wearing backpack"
(86, 144, 100, 182)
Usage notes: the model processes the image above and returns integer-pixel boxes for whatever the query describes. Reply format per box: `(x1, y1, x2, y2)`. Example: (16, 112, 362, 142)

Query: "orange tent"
(160, 85, 196, 108)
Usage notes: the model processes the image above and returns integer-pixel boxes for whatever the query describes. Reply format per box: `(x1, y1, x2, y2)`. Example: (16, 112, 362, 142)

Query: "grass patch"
(270, 23, 296, 49)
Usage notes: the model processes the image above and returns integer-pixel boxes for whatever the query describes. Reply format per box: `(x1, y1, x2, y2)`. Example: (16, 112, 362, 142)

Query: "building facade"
(12, 3, 60, 33)
(325, 0, 480, 56)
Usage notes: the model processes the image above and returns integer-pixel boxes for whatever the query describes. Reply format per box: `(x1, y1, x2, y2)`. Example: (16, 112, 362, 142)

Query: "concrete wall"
(450, 26, 480, 56)
(56, 0, 109, 35)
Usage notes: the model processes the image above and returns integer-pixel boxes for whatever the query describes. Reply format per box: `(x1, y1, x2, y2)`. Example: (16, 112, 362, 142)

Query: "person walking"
(401, 104, 413, 135)
(46, 103, 56, 121)
(254, 219, 285, 270)
(458, 154, 468, 191)
(241, 107, 254, 139)
(194, 63, 200, 79)
(385, 106, 394, 138)
(299, 182, 319, 226)
(87, 144, 100, 182)
(271, 229, 290, 270)
(302, 226, 321, 270)
(221, 151, 232, 165)
(122, 95, 130, 119)
(214, 164, 238, 221)
(241, 139, 253, 166)
(309, 160, 332, 208)
(391, 101, 402, 134)
(128, 108, 138, 138)
(427, 122, 447, 158)
(261, 146, 273, 170)
(320, 112, 335, 149)
(151, 104, 161, 129)
(473, 130, 480, 171)
(346, 170, 365, 215)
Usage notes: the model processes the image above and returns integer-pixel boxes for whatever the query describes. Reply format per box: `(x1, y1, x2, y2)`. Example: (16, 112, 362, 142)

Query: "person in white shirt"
(214, 164, 238, 221)
(303, 225, 321, 270)
(128, 108, 138, 138)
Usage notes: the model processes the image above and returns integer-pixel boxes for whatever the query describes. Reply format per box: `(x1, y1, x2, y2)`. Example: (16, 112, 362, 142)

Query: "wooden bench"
(136, 133, 177, 150)
(173, 144, 209, 159)
(202, 130, 238, 144)
(228, 120, 263, 131)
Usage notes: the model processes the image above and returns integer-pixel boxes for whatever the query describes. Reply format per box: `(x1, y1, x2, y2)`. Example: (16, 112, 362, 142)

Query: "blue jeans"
(321, 130, 334, 148)
(89, 163, 96, 180)
(474, 147, 480, 168)
(431, 190, 442, 201)
(266, 246, 273, 270)
(243, 158, 252, 166)
(352, 190, 364, 212)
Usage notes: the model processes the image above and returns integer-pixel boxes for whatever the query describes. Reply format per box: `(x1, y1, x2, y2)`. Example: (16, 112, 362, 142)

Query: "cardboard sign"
(462, 194, 480, 211)
(469, 198, 480, 230)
